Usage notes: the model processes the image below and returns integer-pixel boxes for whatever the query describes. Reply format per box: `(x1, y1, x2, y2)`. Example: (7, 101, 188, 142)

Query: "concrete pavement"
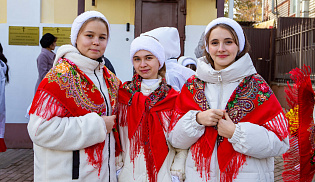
(0, 149, 296, 182)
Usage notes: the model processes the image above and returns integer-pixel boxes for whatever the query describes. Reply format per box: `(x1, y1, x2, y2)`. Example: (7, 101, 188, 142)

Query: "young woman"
(116, 35, 181, 182)
(28, 11, 121, 181)
(168, 17, 289, 182)
(0, 43, 8, 152)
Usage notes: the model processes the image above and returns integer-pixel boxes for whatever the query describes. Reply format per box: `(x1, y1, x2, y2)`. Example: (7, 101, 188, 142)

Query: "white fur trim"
(130, 36, 165, 70)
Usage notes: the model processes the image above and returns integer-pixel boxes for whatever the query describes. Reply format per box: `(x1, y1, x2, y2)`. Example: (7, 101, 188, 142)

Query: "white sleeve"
(228, 122, 289, 159)
(168, 110, 205, 149)
(27, 112, 107, 151)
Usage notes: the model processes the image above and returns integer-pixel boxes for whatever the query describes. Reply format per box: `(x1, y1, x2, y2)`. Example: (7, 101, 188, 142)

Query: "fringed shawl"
(283, 65, 315, 182)
(170, 74, 288, 182)
(29, 58, 121, 175)
(117, 74, 178, 182)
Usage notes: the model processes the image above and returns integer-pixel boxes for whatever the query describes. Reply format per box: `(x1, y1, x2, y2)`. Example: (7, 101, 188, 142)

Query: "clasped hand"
(101, 115, 116, 134)
(196, 109, 236, 139)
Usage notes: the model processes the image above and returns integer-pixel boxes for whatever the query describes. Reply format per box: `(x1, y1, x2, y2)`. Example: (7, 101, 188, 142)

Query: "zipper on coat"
(94, 63, 111, 181)
(217, 73, 223, 109)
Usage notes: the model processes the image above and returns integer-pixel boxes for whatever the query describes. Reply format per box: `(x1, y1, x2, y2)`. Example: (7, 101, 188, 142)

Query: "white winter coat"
(165, 59, 196, 91)
(28, 45, 117, 182)
(168, 53, 290, 182)
(0, 60, 6, 138)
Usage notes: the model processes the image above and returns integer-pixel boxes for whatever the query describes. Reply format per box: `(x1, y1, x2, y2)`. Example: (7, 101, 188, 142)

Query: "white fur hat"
(178, 56, 197, 67)
(130, 36, 165, 70)
(204, 17, 245, 53)
(140, 27, 180, 60)
(71, 11, 110, 46)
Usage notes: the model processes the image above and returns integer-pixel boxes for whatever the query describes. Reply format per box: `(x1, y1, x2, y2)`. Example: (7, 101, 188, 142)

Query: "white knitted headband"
(204, 17, 245, 53)
(130, 36, 165, 70)
(71, 11, 110, 46)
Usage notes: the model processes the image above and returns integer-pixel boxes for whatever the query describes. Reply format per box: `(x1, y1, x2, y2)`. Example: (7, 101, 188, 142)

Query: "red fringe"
(282, 133, 300, 181)
(264, 113, 289, 140)
(129, 113, 158, 182)
(285, 65, 312, 109)
(29, 90, 105, 176)
(220, 153, 247, 182)
(117, 102, 128, 127)
(29, 90, 71, 120)
(283, 65, 315, 182)
(85, 141, 105, 176)
(0, 138, 6, 152)
(168, 110, 182, 133)
(191, 135, 213, 181)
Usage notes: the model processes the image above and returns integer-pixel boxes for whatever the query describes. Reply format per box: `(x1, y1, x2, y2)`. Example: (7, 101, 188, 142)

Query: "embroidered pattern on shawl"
(118, 74, 177, 182)
(283, 65, 315, 182)
(29, 58, 121, 175)
(170, 74, 288, 182)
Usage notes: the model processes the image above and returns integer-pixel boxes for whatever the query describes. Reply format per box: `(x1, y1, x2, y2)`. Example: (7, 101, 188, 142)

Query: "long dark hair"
(0, 43, 9, 83)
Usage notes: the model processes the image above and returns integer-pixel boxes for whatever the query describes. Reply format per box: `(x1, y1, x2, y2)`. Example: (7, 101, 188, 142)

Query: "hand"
(101, 115, 116, 134)
(217, 112, 236, 139)
(196, 109, 225, 126)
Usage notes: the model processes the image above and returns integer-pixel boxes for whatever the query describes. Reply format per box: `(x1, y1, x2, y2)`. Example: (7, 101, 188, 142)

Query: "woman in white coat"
(0, 43, 8, 152)
(168, 17, 290, 182)
(27, 11, 121, 181)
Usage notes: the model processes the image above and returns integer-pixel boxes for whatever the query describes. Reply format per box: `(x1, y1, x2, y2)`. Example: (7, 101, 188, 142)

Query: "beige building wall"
(41, 0, 135, 25)
(186, 0, 217, 25)
(41, 0, 77, 24)
(85, 0, 135, 25)
(0, 0, 7, 23)
(310, 0, 315, 17)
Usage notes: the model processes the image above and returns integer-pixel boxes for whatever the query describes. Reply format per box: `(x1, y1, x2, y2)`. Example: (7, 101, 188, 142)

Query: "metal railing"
(274, 17, 315, 83)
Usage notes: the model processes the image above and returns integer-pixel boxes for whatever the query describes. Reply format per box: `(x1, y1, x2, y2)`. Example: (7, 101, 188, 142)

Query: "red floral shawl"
(170, 74, 288, 182)
(283, 65, 315, 182)
(117, 74, 178, 182)
(29, 58, 122, 175)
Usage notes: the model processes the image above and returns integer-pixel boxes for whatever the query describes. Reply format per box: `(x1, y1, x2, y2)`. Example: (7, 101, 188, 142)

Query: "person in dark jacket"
(34, 33, 57, 92)
(102, 56, 116, 75)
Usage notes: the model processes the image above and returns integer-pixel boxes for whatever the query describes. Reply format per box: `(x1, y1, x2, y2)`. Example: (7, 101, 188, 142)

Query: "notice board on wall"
(9, 26, 39, 46)
(43, 27, 71, 46)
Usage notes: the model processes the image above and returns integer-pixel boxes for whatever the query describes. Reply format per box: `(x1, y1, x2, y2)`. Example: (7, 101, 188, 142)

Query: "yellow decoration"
(285, 106, 299, 134)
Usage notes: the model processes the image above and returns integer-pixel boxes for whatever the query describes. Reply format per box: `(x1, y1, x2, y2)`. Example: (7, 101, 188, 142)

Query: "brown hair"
(203, 24, 251, 68)
(158, 63, 166, 79)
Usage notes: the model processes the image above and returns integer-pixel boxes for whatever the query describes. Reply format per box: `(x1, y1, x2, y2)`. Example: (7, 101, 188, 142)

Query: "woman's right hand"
(101, 115, 116, 133)
(196, 109, 225, 126)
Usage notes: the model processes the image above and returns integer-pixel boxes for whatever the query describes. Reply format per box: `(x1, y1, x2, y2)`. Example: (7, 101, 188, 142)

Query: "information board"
(9, 26, 39, 46)
(43, 27, 71, 46)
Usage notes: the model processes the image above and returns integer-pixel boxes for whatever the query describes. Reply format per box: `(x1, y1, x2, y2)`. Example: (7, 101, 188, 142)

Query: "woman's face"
(207, 27, 239, 70)
(49, 41, 56, 51)
(133, 50, 160, 79)
(76, 20, 108, 60)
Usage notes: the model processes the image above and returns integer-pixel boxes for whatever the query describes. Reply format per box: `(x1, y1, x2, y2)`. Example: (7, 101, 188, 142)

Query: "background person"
(178, 56, 197, 71)
(168, 17, 289, 182)
(34, 33, 57, 92)
(27, 11, 121, 181)
(0, 43, 8, 152)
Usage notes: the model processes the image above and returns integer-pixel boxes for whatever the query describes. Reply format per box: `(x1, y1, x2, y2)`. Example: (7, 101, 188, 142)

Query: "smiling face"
(76, 19, 108, 60)
(207, 27, 239, 70)
(133, 50, 160, 79)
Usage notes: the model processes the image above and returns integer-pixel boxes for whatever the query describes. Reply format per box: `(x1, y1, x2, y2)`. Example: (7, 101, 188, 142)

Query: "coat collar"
(196, 53, 257, 83)
(54, 45, 104, 74)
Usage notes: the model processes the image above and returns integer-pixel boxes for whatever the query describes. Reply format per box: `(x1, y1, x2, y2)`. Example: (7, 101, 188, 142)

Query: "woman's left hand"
(217, 112, 236, 139)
